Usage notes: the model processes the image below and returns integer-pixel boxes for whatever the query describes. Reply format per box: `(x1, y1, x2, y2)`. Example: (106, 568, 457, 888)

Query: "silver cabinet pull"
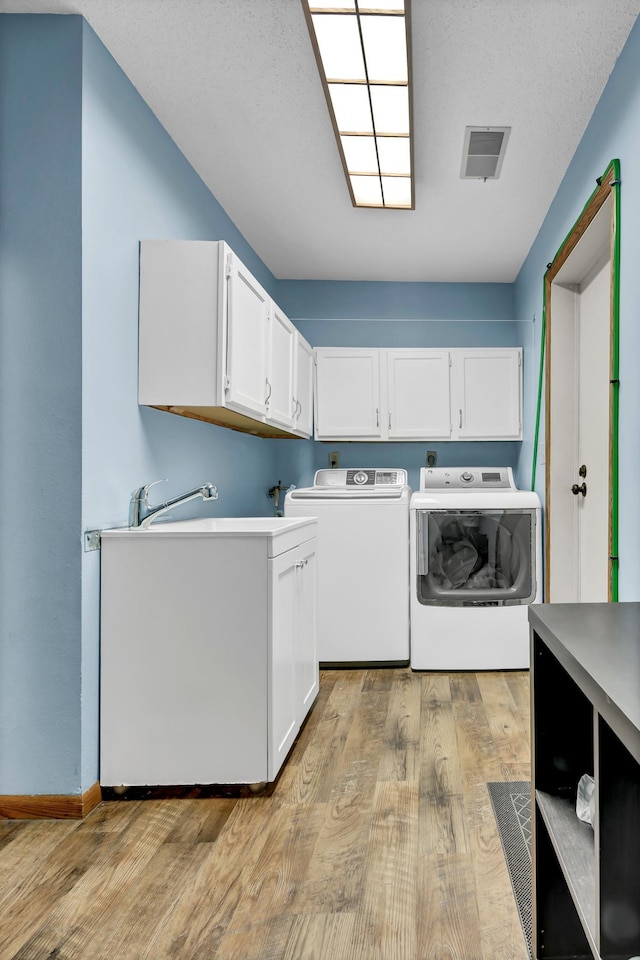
(459, 408, 463, 428)
(376, 407, 379, 427)
(265, 378, 272, 404)
(388, 411, 392, 429)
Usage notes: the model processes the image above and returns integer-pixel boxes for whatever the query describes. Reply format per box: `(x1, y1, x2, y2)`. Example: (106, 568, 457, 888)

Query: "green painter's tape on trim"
(530, 285, 546, 492)
(610, 159, 620, 602)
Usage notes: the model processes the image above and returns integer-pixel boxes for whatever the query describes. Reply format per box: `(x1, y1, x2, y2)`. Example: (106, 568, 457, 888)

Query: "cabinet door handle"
(459, 408, 463, 429)
(376, 407, 379, 427)
(265, 378, 272, 404)
(296, 399, 302, 420)
(388, 411, 392, 429)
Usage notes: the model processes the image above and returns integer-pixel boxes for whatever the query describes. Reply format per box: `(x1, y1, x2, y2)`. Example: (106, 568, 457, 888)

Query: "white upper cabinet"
(314, 346, 522, 442)
(453, 348, 522, 440)
(266, 302, 296, 430)
(293, 334, 314, 438)
(225, 250, 270, 420)
(386, 350, 451, 440)
(315, 349, 380, 439)
(138, 239, 312, 438)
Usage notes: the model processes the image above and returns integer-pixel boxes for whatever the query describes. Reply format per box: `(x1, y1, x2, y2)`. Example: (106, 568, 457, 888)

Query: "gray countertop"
(529, 603, 640, 762)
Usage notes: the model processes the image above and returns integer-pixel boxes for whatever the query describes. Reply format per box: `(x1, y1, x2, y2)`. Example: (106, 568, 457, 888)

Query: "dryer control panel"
(420, 467, 515, 490)
(314, 468, 408, 488)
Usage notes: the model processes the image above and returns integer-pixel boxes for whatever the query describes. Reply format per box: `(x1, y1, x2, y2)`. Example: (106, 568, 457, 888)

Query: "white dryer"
(285, 468, 411, 665)
(410, 467, 542, 670)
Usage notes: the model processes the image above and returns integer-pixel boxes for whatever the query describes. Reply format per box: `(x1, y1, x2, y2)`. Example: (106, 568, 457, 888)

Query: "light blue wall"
(513, 14, 640, 599)
(79, 22, 286, 790)
(277, 279, 514, 321)
(0, 15, 284, 796)
(0, 16, 84, 795)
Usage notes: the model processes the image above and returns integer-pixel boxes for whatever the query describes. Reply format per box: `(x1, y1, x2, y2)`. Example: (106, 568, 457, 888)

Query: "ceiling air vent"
(461, 126, 511, 180)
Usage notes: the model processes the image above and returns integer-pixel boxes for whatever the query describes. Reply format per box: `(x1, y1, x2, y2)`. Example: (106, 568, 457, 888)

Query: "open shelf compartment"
(530, 603, 640, 960)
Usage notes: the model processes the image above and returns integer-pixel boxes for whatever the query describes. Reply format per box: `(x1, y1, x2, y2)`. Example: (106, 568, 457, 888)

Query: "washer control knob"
(460, 471, 474, 483)
(353, 471, 368, 485)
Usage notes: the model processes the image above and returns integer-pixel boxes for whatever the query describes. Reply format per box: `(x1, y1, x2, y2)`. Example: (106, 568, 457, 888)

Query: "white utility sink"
(133, 517, 312, 534)
(101, 516, 317, 555)
(100, 513, 319, 788)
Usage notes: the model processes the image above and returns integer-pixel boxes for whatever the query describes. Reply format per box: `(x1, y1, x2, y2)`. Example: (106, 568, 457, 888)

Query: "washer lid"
(287, 467, 410, 500)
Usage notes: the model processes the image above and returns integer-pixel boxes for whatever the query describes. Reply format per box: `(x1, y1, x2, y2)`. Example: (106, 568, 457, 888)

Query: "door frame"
(542, 160, 620, 601)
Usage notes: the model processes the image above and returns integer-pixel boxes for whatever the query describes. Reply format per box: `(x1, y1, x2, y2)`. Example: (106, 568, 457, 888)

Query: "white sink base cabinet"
(100, 519, 318, 787)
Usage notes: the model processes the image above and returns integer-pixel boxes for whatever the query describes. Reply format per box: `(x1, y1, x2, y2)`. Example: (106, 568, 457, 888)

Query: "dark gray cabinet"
(529, 603, 640, 960)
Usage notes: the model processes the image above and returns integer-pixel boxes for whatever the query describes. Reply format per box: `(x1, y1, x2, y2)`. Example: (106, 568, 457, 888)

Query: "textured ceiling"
(2, 0, 639, 281)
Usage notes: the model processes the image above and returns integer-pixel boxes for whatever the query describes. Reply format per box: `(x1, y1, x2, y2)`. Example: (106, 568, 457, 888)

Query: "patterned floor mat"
(487, 780, 532, 958)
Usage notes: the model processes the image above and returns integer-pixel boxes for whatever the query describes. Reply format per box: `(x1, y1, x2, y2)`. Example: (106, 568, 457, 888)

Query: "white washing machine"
(410, 467, 542, 670)
(285, 468, 411, 665)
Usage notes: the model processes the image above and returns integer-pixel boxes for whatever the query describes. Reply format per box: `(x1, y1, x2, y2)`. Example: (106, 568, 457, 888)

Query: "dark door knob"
(578, 464, 587, 478)
(571, 482, 587, 497)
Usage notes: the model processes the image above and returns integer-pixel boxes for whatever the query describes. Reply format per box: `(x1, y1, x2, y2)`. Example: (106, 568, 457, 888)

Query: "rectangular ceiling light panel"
(304, 0, 414, 209)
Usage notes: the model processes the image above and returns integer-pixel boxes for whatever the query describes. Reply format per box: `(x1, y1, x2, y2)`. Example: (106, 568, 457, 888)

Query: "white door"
(294, 334, 314, 438)
(225, 253, 269, 418)
(576, 260, 610, 599)
(453, 349, 522, 440)
(267, 304, 296, 429)
(547, 190, 613, 603)
(549, 255, 611, 602)
(314, 349, 381, 439)
(386, 350, 451, 439)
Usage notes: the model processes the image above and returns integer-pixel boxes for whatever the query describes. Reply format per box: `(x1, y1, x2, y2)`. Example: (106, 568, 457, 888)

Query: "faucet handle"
(136, 478, 168, 505)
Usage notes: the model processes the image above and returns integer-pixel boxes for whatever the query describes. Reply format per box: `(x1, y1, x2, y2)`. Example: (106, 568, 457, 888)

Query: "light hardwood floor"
(0, 669, 531, 960)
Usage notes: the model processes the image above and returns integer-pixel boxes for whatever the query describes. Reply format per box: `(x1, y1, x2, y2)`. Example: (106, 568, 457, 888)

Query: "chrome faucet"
(130, 479, 218, 529)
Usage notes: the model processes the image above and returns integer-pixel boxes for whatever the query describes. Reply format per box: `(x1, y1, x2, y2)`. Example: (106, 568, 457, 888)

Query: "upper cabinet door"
(453, 348, 522, 440)
(225, 252, 270, 419)
(294, 334, 314, 438)
(386, 350, 451, 439)
(267, 304, 296, 430)
(314, 349, 381, 439)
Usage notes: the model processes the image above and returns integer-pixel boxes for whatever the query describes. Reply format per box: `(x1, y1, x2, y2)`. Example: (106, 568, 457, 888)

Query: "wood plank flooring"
(0, 669, 531, 960)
